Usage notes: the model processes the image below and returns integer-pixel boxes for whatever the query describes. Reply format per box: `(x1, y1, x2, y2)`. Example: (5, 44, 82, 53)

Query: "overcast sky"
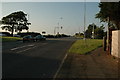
(1, 2, 102, 35)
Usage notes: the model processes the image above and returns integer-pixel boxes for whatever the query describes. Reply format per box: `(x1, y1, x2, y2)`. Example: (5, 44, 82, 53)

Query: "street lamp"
(54, 26, 59, 35)
(59, 17, 63, 34)
(54, 17, 63, 35)
(84, 0, 86, 40)
(54, 26, 63, 35)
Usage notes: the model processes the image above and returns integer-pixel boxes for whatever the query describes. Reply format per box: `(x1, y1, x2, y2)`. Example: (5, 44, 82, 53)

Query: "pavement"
(56, 47, 120, 79)
(2, 37, 76, 79)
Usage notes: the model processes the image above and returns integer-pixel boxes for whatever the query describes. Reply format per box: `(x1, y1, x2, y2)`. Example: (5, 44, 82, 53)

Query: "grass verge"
(69, 39, 103, 54)
(0, 36, 22, 42)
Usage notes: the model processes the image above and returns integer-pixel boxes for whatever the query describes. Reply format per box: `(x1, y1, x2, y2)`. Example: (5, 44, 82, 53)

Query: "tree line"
(75, 24, 106, 39)
(85, 24, 105, 39)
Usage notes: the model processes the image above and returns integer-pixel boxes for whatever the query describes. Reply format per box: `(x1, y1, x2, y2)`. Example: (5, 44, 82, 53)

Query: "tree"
(94, 25, 105, 39)
(75, 33, 79, 36)
(85, 24, 97, 38)
(85, 24, 105, 39)
(96, 2, 120, 53)
(42, 31, 46, 34)
(0, 11, 31, 36)
(96, 2, 120, 30)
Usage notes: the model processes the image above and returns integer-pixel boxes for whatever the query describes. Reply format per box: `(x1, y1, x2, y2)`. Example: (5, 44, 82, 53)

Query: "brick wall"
(111, 30, 120, 58)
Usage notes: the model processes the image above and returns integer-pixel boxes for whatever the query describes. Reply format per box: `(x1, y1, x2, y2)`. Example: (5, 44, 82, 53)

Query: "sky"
(0, 2, 102, 35)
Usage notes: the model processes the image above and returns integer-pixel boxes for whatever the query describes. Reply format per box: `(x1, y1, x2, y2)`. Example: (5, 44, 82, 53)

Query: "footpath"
(56, 47, 119, 79)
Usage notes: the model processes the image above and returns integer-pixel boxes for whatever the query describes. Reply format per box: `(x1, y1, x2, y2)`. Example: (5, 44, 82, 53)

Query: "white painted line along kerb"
(53, 52, 68, 79)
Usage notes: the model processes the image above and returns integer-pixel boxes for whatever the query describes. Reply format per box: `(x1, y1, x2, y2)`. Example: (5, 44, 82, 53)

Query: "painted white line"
(11, 46, 27, 50)
(27, 44, 35, 47)
(10, 44, 34, 51)
(53, 52, 68, 79)
(16, 43, 48, 53)
(16, 46, 37, 53)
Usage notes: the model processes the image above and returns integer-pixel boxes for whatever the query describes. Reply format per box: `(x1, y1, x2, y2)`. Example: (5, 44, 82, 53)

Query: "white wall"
(111, 30, 120, 58)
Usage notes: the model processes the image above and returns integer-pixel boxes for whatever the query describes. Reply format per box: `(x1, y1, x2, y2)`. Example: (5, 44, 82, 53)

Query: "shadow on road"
(2, 52, 61, 79)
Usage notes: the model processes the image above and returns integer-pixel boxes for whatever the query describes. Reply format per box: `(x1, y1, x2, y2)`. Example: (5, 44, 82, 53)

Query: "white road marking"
(16, 46, 37, 53)
(16, 43, 47, 53)
(10, 44, 35, 51)
(53, 52, 68, 79)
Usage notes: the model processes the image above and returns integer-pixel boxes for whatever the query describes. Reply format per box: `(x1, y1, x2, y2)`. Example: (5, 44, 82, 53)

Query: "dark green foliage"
(0, 11, 31, 36)
(94, 25, 105, 39)
(96, 2, 120, 30)
(42, 31, 46, 34)
(85, 24, 105, 39)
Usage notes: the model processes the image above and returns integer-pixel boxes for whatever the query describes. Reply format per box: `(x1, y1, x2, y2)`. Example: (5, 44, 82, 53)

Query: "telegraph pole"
(59, 17, 63, 34)
(84, 0, 86, 40)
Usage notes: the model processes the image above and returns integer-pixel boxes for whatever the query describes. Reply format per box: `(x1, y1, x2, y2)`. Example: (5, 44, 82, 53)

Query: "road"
(2, 37, 77, 79)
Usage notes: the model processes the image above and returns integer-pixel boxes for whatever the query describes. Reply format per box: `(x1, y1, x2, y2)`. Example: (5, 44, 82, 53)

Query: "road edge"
(53, 40, 76, 79)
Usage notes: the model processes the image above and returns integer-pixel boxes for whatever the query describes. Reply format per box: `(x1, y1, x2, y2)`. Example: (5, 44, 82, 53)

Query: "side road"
(56, 47, 119, 79)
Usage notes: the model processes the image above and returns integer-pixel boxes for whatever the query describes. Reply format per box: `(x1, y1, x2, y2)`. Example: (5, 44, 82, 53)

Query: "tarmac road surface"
(2, 37, 77, 79)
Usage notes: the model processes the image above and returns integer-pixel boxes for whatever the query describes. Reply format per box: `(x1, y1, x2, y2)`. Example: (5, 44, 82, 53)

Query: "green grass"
(0, 36, 22, 42)
(69, 39, 103, 54)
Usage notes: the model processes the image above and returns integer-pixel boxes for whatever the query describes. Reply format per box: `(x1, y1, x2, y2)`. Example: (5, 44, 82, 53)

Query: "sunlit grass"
(0, 36, 22, 42)
(69, 39, 103, 54)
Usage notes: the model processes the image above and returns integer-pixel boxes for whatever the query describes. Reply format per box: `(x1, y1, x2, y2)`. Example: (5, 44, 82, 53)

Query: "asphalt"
(2, 37, 77, 79)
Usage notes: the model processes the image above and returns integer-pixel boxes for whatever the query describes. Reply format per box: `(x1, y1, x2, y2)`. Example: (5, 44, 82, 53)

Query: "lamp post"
(54, 27, 58, 35)
(84, 0, 86, 40)
(59, 17, 63, 34)
(54, 26, 63, 35)
(57, 22, 59, 34)
(54, 17, 63, 35)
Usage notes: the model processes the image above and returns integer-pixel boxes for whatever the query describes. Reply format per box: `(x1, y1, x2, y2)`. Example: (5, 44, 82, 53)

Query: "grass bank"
(0, 36, 22, 42)
(69, 39, 103, 54)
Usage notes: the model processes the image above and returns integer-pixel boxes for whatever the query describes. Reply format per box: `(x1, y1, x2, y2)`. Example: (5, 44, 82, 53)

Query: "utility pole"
(59, 17, 63, 34)
(84, 0, 86, 40)
(54, 27, 59, 35)
(57, 22, 59, 34)
(107, 17, 111, 54)
(54, 17, 63, 36)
